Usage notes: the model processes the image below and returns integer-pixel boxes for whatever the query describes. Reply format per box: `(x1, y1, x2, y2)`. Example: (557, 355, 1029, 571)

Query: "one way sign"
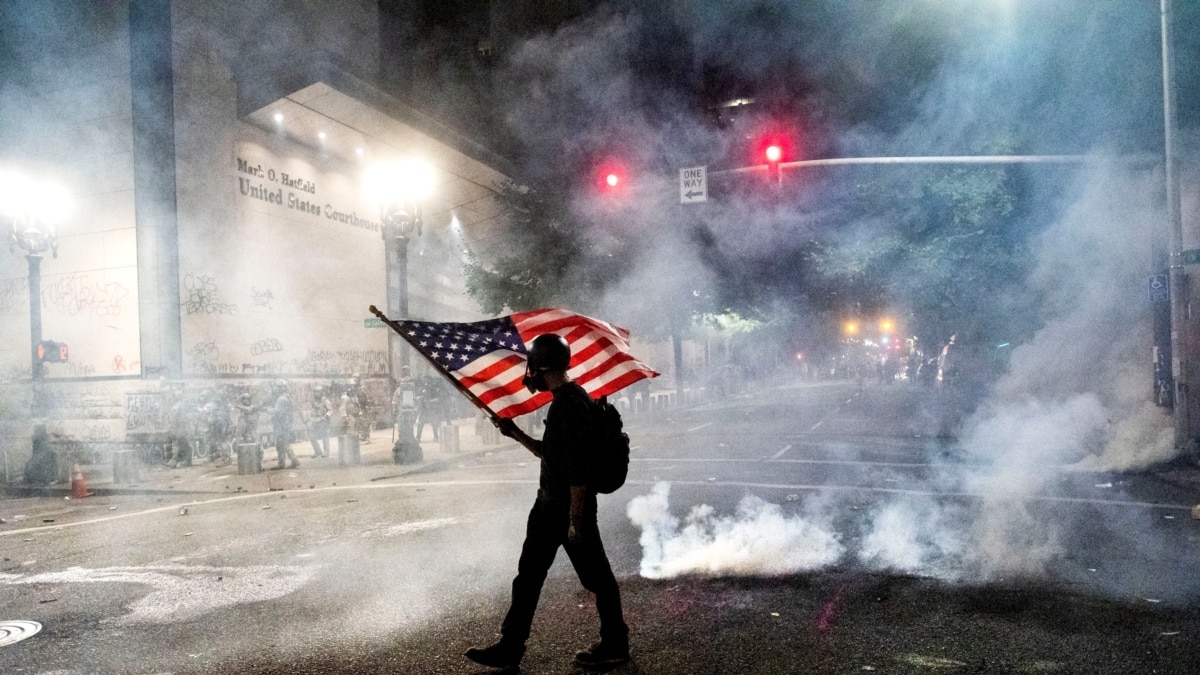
(680, 165, 708, 204)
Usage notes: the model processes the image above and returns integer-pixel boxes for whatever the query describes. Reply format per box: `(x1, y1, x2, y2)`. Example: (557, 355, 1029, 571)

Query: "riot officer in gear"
(307, 385, 332, 458)
(351, 373, 371, 442)
(234, 393, 258, 443)
(270, 380, 299, 470)
(339, 377, 363, 465)
(166, 393, 197, 468)
(234, 392, 263, 472)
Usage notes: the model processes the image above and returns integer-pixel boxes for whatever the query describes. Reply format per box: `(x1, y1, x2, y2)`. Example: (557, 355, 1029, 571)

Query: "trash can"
(112, 449, 141, 483)
(440, 423, 460, 453)
(338, 434, 361, 465)
(236, 443, 261, 475)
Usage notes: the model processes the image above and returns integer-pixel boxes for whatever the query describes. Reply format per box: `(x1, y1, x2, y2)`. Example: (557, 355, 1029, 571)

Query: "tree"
(463, 180, 627, 316)
(809, 157, 1033, 349)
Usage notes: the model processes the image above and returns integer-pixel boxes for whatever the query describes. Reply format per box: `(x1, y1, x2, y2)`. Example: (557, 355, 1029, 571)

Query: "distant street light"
(2, 168, 70, 482)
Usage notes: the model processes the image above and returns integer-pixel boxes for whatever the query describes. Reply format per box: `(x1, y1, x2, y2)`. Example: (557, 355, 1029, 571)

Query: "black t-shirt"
(538, 382, 592, 502)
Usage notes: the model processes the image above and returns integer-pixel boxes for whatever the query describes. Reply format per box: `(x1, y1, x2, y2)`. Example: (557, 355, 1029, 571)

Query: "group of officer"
(390, 366, 451, 444)
(165, 375, 373, 471)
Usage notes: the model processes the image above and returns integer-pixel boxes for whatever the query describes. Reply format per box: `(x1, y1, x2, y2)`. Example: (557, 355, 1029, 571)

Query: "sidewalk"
(1, 417, 524, 498)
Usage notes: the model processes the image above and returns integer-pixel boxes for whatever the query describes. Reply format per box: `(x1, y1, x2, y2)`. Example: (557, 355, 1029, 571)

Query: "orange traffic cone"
(70, 463, 91, 498)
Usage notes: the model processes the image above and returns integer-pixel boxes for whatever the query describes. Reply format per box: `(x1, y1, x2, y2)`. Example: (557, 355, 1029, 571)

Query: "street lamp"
(1, 169, 70, 483)
(365, 158, 435, 323)
(364, 159, 435, 462)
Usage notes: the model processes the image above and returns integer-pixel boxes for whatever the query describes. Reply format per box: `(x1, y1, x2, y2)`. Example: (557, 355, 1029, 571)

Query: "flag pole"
(369, 305, 503, 423)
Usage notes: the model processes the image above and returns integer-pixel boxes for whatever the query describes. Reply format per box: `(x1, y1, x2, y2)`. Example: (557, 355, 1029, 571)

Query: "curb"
(1, 444, 523, 499)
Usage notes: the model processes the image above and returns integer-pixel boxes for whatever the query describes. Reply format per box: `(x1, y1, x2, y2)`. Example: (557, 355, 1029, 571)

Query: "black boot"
(465, 641, 524, 669)
(573, 640, 630, 670)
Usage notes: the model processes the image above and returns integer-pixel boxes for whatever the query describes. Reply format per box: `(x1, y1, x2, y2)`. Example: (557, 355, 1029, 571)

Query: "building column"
(130, 0, 182, 379)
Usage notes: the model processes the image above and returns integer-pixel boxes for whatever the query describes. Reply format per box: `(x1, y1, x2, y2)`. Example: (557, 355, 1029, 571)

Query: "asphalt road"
(2, 380, 1198, 674)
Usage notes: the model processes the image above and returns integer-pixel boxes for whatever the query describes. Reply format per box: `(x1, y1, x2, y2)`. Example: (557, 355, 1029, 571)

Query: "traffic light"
(755, 135, 790, 187)
(37, 340, 68, 362)
(596, 161, 626, 195)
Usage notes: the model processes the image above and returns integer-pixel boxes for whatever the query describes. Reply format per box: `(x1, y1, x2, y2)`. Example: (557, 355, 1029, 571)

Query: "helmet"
(526, 334, 570, 373)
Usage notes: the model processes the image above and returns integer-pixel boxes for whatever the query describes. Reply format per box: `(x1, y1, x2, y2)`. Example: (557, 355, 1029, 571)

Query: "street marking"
(2, 472, 1188, 543)
(0, 564, 311, 625)
(770, 444, 793, 459)
(0, 620, 41, 647)
(635, 457, 935, 468)
(686, 422, 713, 432)
(631, 479, 1194, 511)
(0, 481, 540, 538)
(360, 517, 461, 538)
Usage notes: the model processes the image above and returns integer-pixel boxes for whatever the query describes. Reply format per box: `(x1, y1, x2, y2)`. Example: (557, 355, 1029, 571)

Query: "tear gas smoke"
(627, 482, 843, 579)
(627, 164, 1182, 586)
(594, 0, 1188, 588)
(858, 497, 964, 579)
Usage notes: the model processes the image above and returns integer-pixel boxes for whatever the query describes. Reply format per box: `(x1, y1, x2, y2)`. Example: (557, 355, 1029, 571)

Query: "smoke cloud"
(627, 482, 843, 579)
(626, 162, 1182, 586)
(476, 2, 1197, 591)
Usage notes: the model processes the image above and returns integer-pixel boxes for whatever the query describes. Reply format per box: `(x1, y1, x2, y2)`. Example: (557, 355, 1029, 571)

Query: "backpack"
(585, 395, 630, 494)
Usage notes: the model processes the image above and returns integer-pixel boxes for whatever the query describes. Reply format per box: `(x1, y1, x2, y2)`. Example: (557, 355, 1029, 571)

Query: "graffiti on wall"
(0, 277, 28, 314)
(250, 338, 283, 356)
(43, 274, 131, 317)
(125, 392, 165, 432)
(294, 349, 388, 375)
(250, 286, 274, 310)
(182, 274, 238, 316)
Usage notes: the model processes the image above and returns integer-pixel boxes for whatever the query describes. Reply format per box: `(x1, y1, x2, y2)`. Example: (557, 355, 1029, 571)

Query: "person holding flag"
(370, 306, 657, 670)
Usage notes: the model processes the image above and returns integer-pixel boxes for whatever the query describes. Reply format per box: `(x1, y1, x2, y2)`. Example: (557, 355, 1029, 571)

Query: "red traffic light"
(765, 145, 782, 163)
(595, 160, 627, 194)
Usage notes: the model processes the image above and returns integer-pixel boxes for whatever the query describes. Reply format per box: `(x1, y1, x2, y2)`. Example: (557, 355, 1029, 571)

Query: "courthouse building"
(0, 1, 517, 480)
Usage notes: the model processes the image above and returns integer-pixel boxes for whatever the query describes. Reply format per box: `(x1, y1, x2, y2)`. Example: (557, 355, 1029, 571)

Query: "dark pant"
(170, 435, 192, 466)
(274, 428, 297, 466)
(309, 420, 330, 456)
(501, 496, 628, 648)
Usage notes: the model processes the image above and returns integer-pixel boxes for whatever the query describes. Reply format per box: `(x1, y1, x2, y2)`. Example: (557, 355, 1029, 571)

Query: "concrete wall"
(0, 0, 507, 482)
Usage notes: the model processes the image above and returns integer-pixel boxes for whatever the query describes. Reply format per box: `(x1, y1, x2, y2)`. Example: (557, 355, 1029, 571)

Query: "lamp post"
(365, 158, 435, 364)
(1, 170, 70, 483)
(364, 159, 435, 463)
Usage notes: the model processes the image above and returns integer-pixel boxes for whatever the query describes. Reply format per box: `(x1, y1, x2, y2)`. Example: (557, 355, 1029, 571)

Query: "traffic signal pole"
(709, 154, 1151, 180)
(1161, 0, 1193, 452)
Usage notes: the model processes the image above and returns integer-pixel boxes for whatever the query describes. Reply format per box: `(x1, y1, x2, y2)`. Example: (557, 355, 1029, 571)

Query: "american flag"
(394, 308, 659, 419)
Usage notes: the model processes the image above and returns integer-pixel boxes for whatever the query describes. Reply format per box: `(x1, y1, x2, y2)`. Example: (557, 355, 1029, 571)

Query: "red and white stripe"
(455, 308, 659, 418)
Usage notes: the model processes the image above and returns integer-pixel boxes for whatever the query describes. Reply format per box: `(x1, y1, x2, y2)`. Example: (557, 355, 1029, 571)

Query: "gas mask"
(522, 367, 549, 393)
